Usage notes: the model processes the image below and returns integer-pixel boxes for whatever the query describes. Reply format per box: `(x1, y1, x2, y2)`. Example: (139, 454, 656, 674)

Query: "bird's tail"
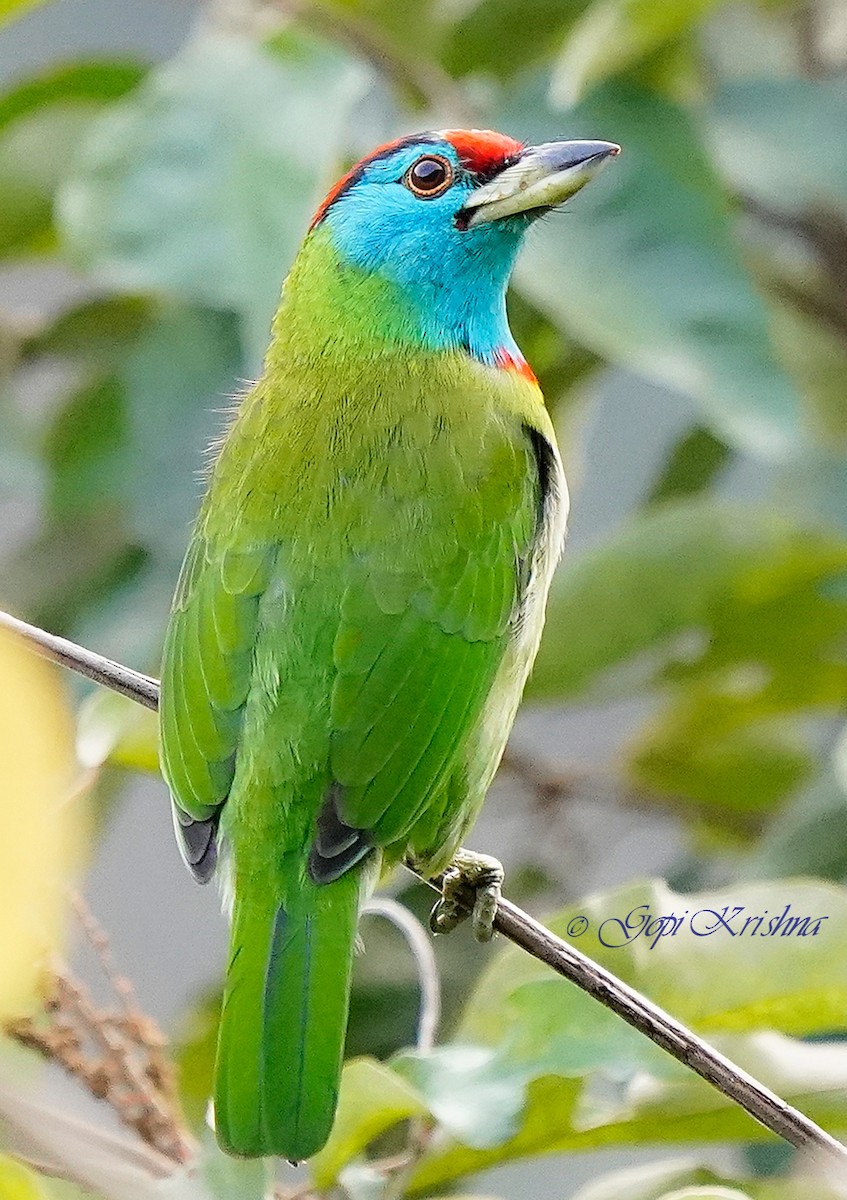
(214, 867, 361, 1160)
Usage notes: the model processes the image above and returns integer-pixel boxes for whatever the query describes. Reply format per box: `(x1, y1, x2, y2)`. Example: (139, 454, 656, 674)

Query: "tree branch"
(4, 608, 847, 1172)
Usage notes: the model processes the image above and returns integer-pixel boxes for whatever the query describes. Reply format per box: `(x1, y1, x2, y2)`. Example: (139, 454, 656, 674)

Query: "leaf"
(626, 700, 811, 828)
(0, 0, 48, 26)
(440, 0, 588, 80)
(531, 499, 847, 702)
(464, 879, 847, 1044)
(706, 76, 847, 215)
(408, 1035, 847, 1192)
(529, 501, 847, 823)
(503, 80, 804, 458)
(553, 0, 727, 104)
(645, 426, 732, 506)
(310, 1058, 428, 1189)
(0, 61, 145, 258)
(401, 878, 847, 1190)
(174, 991, 218, 1133)
(0, 1155, 48, 1200)
(76, 690, 159, 774)
(570, 1161, 743, 1200)
(11, 298, 243, 669)
(408, 1036, 847, 1195)
(24, 294, 154, 368)
(767, 298, 847, 457)
(59, 31, 370, 363)
(121, 305, 242, 561)
(0, 627, 81, 1018)
(43, 375, 127, 517)
(197, 1133, 269, 1200)
(657, 1192, 750, 1200)
(393, 1045, 528, 1150)
(748, 761, 847, 881)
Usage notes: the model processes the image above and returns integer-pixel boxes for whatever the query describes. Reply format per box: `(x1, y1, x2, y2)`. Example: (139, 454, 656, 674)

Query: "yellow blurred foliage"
(0, 629, 83, 1020)
(0, 1155, 48, 1199)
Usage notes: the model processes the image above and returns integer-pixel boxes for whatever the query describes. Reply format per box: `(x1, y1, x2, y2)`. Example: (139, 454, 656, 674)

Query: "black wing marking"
(308, 783, 373, 884)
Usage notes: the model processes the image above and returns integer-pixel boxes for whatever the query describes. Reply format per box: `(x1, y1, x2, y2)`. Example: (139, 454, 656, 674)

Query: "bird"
(158, 129, 619, 1161)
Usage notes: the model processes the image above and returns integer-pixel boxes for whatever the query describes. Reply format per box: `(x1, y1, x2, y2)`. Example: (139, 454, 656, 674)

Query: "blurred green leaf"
(531, 499, 847, 701)
(628, 703, 810, 833)
(532, 499, 847, 824)
(767, 298, 847, 456)
(394, 1044, 529, 1150)
(120, 305, 242, 564)
(174, 988, 219, 1132)
(570, 1161, 744, 1200)
(440, 0, 587, 79)
(652, 1192, 750, 1200)
(198, 1133, 269, 1200)
(43, 376, 126, 517)
(646, 426, 732, 506)
(464, 878, 847, 1044)
(310, 1058, 427, 1189)
(574, 1159, 843, 1200)
(3, 511, 146, 639)
(24, 295, 153, 367)
(404, 879, 847, 1191)
(0, 61, 145, 258)
(409, 1037, 847, 1193)
(59, 31, 370, 363)
(505, 80, 804, 458)
(552, 0, 724, 104)
(75, 689, 159, 773)
(0, 0, 47, 25)
(745, 768, 847, 882)
(10, 296, 243, 665)
(707, 77, 847, 215)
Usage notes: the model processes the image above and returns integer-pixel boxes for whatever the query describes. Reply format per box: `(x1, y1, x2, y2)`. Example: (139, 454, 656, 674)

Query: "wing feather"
(159, 533, 273, 877)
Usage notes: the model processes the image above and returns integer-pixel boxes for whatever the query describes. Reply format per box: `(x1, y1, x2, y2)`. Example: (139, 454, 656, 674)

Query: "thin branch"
(0, 610, 158, 710)
(5, 609, 847, 1172)
(416, 873, 847, 1172)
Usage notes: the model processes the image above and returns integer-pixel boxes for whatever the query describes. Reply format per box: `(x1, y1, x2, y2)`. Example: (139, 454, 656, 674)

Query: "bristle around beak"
(459, 139, 620, 228)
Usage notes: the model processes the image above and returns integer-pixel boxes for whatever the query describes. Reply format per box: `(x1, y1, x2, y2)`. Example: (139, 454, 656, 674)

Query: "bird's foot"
(428, 848, 504, 943)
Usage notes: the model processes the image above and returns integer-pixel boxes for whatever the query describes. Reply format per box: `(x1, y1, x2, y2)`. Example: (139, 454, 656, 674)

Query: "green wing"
(159, 533, 273, 880)
(325, 425, 542, 859)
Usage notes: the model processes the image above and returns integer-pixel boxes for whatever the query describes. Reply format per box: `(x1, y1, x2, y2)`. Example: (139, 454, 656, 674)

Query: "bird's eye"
(404, 155, 453, 198)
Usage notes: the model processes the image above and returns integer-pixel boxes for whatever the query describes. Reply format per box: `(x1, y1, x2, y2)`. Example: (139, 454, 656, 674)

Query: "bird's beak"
(459, 139, 620, 228)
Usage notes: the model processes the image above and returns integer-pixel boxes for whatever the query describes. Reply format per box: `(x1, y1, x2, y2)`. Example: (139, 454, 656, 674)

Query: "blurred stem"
(272, 0, 474, 121)
(362, 897, 440, 1053)
(743, 199, 847, 346)
(794, 1, 829, 78)
(6, 608, 847, 1170)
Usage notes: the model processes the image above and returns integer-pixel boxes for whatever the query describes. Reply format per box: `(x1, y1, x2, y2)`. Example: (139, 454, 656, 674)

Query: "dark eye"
(405, 155, 453, 198)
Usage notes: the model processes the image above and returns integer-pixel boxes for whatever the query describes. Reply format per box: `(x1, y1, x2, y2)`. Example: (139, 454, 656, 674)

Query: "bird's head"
(300, 129, 619, 365)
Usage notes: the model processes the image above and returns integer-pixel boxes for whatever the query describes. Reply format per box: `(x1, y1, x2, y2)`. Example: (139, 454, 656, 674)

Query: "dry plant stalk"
(6, 897, 194, 1167)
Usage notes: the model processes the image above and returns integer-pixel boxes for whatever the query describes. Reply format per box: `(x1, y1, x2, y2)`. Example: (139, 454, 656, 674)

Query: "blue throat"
(321, 175, 527, 366)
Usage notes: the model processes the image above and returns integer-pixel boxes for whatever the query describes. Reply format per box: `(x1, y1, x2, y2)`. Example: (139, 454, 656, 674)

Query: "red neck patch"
(494, 347, 539, 386)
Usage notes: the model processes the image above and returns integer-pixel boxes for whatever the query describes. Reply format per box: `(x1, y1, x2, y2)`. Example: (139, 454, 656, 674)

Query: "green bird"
(159, 129, 618, 1160)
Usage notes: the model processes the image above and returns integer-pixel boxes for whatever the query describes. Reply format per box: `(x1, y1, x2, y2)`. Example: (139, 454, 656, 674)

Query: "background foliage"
(1, 0, 847, 1197)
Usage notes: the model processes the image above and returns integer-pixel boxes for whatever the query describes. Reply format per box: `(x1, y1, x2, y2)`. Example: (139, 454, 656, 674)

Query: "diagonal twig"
(4, 608, 847, 1173)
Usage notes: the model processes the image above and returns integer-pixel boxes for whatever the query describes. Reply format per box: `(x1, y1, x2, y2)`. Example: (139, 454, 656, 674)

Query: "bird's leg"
(428, 848, 504, 943)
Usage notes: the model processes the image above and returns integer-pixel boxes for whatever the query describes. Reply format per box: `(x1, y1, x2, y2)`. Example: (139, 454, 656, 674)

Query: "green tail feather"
(215, 869, 361, 1160)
